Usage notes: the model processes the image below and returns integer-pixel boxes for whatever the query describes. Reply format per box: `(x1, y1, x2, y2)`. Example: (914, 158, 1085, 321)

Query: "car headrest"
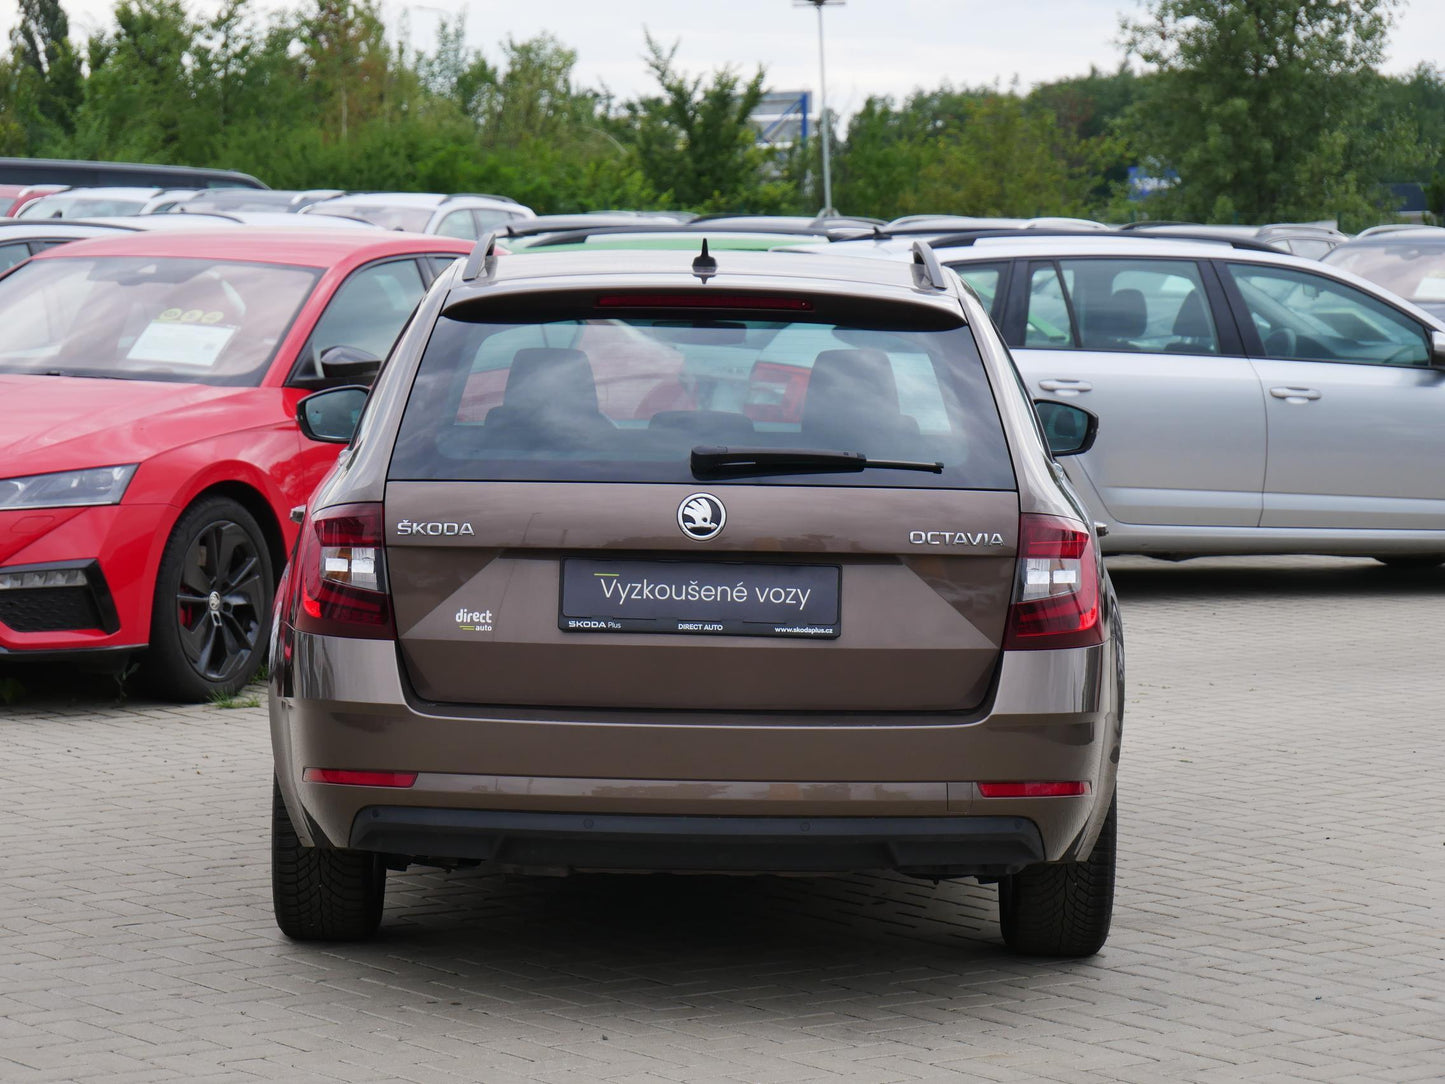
(1090, 288, 1147, 341)
(1171, 290, 1212, 339)
(802, 348, 900, 430)
(504, 347, 599, 415)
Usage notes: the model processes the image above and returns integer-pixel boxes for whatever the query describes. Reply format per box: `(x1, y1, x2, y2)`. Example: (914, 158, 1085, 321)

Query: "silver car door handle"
(1269, 386, 1321, 401)
(1038, 379, 1093, 393)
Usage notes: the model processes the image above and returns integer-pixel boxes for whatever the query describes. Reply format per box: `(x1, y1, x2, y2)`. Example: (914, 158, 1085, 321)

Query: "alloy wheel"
(174, 519, 267, 684)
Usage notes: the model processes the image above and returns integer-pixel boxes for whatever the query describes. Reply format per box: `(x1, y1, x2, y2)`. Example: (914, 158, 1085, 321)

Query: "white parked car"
(301, 192, 535, 238)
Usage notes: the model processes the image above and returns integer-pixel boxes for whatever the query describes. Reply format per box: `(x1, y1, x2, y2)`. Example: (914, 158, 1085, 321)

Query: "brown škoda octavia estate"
(269, 238, 1124, 956)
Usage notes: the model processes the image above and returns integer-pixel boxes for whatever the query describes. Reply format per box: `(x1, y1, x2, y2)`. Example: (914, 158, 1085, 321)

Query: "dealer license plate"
(559, 559, 840, 638)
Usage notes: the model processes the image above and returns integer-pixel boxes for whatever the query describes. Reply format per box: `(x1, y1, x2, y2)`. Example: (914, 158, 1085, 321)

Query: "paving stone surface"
(1, 555, 1442, 1082)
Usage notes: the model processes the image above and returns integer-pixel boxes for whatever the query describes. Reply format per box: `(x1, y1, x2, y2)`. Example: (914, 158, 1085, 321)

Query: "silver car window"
(473, 209, 521, 231)
(1059, 259, 1220, 356)
(1226, 263, 1429, 367)
(944, 262, 1005, 319)
(435, 210, 477, 240)
(1024, 265, 1075, 348)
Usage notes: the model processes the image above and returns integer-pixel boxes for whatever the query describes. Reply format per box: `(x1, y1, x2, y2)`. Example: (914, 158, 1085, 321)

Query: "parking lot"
(1, 554, 1442, 1082)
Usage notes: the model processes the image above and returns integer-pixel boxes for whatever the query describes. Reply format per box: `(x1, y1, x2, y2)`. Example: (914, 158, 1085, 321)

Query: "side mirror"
(318, 344, 382, 384)
(297, 385, 369, 444)
(1430, 330, 1445, 368)
(1034, 400, 1098, 457)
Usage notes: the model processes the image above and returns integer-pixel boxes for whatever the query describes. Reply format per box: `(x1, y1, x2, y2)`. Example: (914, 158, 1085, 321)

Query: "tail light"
(292, 503, 395, 639)
(1002, 513, 1103, 650)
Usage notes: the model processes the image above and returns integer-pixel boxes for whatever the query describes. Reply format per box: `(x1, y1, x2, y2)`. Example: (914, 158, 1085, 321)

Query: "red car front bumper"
(0, 502, 172, 657)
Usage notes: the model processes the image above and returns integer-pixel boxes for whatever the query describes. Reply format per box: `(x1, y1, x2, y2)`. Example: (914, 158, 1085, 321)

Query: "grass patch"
(210, 690, 263, 710)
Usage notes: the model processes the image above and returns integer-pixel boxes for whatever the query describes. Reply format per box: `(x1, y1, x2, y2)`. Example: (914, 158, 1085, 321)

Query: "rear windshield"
(1325, 243, 1445, 307)
(388, 312, 1016, 489)
(18, 194, 149, 219)
(310, 203, 432, 232)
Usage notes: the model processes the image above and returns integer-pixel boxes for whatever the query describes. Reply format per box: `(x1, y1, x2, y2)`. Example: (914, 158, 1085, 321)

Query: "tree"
(296, 0, 391, 142)
(413, 16, 494, 119)
(622, 33, 792, 212)
(9, 0, 83, 142)
(835, 87, 1110, 220)
(1120, 0, 1422, 226)
(472, 35, 601, 149)
(70, 0, 201, 161)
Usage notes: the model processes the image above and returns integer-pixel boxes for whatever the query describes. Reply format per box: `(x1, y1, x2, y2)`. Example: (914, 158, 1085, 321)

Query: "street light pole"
(796, 0, 842, 216)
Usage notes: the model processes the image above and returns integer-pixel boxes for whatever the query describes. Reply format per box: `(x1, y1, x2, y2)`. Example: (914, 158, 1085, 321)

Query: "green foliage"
(1119, 0, 1424, 228)
(5, 0, 1441, 227)
(9, 0, 84, 145)
(622, 33, 795, 213)
(1377, 64, 1445, 178)
(835, 86, 1122, 220)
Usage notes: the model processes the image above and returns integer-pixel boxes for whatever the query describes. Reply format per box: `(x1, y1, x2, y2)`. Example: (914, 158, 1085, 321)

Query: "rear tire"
(271, 779, 385, 941)
(1373, 555, 1445, 570)
(998, 795, 1116, 957)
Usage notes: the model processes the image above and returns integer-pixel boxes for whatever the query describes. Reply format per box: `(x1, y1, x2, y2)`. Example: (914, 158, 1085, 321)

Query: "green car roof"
(509, 235, 811, 253)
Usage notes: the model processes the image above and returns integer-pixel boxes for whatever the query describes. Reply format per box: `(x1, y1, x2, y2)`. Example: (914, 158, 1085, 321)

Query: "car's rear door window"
(1058, 258, 1220, 355)
(1226, 263, 1429, 366)
(389, 311, 1016, 490)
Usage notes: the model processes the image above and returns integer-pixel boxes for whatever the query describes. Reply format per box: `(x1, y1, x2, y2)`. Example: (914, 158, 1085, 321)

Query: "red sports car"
(0, 229, 471, 699)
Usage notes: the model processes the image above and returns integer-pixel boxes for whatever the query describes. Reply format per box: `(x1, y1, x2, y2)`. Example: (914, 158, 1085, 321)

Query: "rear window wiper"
(691, 445, 943, 477)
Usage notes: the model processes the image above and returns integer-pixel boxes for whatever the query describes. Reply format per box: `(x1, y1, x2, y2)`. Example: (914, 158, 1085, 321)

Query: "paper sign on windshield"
(126, 320, 237, 367)
(1413, 273, 1445, 302)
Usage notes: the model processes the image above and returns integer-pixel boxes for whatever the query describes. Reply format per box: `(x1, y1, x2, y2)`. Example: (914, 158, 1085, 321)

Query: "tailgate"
(386, 481, 1018, 712)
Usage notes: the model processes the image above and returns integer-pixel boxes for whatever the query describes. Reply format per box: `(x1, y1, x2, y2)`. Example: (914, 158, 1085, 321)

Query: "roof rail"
(911, 240, 948, 290)
(1355, 223, 1445, 238)
(514, 222, 846, 248)
(860, 227, 1282, 254)
(461, 228, 503, 282)
(1117, 220, 1199, 231)
(449, 192, 519, 204)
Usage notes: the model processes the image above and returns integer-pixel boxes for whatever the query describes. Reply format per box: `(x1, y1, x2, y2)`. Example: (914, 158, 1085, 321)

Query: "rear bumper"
(272, 624, 1123, 870)
(351, 808, 1045, 878)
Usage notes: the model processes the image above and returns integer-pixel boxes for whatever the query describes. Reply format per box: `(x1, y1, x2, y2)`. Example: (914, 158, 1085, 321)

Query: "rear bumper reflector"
(978, 781, 1091, 798)
(303, 769, 417, 788)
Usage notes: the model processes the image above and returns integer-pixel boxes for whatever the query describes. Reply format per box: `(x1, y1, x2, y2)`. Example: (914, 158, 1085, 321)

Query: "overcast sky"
(5, 0, 1443, 116)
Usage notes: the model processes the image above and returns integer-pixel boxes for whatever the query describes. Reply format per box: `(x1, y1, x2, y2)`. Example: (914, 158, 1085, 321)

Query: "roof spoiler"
(461, 229, 504, 282)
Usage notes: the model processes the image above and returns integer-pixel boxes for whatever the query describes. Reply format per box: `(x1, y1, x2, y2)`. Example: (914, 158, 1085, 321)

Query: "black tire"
(271, 778, 385, 941)
(1373, 555, 1445, 570)
(142, 496, 274, 701)
(998, 795, 1116, 957)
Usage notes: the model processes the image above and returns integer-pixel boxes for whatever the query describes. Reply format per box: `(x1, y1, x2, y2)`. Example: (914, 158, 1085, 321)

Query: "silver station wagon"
(821, 232, 1445, 567)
